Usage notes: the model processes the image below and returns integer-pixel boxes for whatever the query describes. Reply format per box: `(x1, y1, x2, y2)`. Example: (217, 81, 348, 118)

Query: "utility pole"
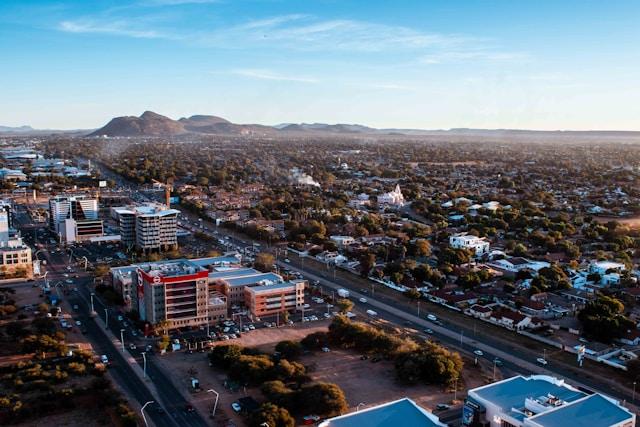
(120, 329, 125, 352)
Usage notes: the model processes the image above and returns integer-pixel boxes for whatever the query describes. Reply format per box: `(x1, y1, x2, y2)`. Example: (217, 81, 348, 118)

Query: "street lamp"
(141, 400, 154, 427)
(90, 292, 95, 314)
(104, 308, 108, 328)
(120, 329, 125, 352)
(207, 388, 219, 417)
(141, 352, 147, 378)
(633, 382, 637, 403)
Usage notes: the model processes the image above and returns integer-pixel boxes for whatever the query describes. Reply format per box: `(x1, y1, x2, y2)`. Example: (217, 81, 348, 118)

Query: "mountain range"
(3, 111, 640, 139)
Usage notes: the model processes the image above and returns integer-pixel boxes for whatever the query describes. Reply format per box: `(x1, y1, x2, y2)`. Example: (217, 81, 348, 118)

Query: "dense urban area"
(0, 128, 638, 427)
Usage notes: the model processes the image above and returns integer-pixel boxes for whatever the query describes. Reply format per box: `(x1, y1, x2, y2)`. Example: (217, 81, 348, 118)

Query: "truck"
(366, 309, 378, 317)
(337, 289, 350, 298)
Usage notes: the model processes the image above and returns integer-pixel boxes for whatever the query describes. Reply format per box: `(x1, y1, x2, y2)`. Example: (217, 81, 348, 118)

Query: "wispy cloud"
(205, 16, 472, 52)
(143, 0, 219, 5)
(232, 69, 319, 83)
(421, 50, 529, 64)
(59, 20, 169, 39)
(56, 11, 527, 64)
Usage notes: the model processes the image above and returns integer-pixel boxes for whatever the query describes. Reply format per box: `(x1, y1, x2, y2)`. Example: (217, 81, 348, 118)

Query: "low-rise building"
(449, 233, 490, 257)
(319, 398, 445, 427)
(244, 280, 306, 318)
(464, 375, 635, 427)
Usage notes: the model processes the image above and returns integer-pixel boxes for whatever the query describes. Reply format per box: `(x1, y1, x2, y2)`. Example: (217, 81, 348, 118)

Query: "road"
(17, 207, 209, 427)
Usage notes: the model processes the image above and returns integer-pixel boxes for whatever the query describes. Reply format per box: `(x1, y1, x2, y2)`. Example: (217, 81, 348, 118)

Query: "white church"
(378, 184, 406, 208)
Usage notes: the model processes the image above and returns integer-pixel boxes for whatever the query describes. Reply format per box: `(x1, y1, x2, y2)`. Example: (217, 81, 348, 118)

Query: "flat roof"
(208, 267, 261, 279)
(225, 273, 282, 287)
(472, 376, 585, 411)
(246, 281, 301, 294)
(319, 398, 445, 427)
(528, 394, 633, 427)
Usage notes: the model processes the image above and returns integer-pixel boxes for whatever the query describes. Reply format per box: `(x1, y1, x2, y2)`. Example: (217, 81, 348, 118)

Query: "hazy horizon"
(1, 0, 639, 131)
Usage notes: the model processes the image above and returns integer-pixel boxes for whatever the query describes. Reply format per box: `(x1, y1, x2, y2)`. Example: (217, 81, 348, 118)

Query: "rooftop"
(246, 281, 304, 294)
(471, 376, 585, 412)
(527, 394, 634, 427)
(318, 398, 445, 427)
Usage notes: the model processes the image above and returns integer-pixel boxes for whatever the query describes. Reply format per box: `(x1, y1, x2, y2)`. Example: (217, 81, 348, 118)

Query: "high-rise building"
(112, 204, 179, 251)
(49, 195, 103, 242)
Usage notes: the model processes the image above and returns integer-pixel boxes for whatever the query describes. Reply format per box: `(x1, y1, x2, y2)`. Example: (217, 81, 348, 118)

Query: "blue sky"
(1, 0, 639, 130)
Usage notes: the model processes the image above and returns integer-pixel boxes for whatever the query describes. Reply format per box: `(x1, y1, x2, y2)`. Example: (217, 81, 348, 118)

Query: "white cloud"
(232, 69, 319, 83)
(59, 20, 168, 39)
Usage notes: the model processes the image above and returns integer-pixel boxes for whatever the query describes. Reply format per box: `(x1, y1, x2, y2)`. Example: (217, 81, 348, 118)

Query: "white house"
(589, 261, 626, 275)
(449, 233, 490, 256)
(330, 235, 355, 248)
(489, 257, 550, 274)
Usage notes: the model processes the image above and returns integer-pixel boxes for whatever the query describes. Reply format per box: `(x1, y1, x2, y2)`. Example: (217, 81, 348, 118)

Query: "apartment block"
(49, 195, 103, 242)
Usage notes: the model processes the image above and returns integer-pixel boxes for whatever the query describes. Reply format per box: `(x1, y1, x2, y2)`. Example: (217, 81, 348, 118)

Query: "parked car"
(231, 402, 242, 413)
(436, 404, 450, 411)
(473, 350, 484, 356)
(359, 297, 368, 303)
(321, 347, 330, 353)
(537, 358, 548, 365)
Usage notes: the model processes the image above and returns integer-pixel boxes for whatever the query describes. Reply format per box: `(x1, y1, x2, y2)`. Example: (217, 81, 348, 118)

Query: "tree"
(414, 239, 432, 257)
(404, 288, 421, 300)
(297, 382, 348, 417)
(249, 403, 295, 427)
(359, 252, 376, 277)
(301, 331, 329, 350)
(254, 252, 275, 272)
(578, 295, 635, 343)
(336, 298, 353, 313)
(275, 340, 302, 360)
(395, 342, 463, 385)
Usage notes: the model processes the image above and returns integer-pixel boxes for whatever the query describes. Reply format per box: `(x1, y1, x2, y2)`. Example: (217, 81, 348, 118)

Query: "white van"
(366, 309, 378, 317)
(427, 314, 437, 322)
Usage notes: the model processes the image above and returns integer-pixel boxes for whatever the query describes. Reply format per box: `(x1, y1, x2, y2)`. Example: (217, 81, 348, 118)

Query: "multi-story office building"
(464, 375, 635, 427)
(49, 195, 103, 242)
(112, 204, 179, 251)
(244, 280, 306, 318)
(110, 254, 304, 329)
(0, 211, 32, 279)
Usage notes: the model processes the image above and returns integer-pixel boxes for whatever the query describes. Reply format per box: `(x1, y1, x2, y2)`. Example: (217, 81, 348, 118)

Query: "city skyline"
(1, 0, 639, 130)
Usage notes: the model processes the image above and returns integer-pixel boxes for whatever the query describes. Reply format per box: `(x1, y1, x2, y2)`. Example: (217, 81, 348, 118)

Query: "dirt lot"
(594, 214, 640, 228)
(303, 348, 494, 413)
(154, 322, 330, 426)
(154, 320, 497, 426)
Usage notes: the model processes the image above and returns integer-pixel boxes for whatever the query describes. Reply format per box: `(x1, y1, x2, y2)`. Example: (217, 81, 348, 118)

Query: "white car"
(100, 355, 109, 364)
(537, 358, 548, 365)
(75, 320, 82, 326)
(231, 402, 242, 413)
(359, 297, 368, 303)
(323, 313, 331, 319)
(473, 350, 484, 356)
(321, 347, 331, 353)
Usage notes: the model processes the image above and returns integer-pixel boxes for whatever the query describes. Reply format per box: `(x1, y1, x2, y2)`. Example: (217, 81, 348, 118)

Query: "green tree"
(249, 403, 295, 427)
(336, 298, 354, 313)
(297, 382, 348, 417)
(275, 340, 302, 360)
(254, 252, 275, 272)
(578, 295, 635, 343)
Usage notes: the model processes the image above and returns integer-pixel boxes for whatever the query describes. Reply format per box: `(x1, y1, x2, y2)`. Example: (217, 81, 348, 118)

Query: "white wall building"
(449, 233, 490, 256)
(464, 375, 635, 427)
(112, 204, 180, 251)
(49, 195, 103, 242)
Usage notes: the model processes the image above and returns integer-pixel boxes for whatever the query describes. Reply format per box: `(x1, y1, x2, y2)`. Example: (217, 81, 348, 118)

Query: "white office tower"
(49, 195, 103, 242)
(111, 204, 179, 251)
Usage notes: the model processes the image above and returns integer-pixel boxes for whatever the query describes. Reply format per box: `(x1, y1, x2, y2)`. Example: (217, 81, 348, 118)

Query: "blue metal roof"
(319, 398, 445, 427)
(473, 376, 585, 411)
(225, 273, 282, 287)
(527, 394, 633, 427)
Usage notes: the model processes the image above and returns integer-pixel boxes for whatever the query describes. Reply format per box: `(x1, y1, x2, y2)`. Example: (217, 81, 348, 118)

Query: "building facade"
(244, 280, 306, 318)
(112, 204, 179, 251)
(449, 233, 490, 256)
(49, 195, 103, 242)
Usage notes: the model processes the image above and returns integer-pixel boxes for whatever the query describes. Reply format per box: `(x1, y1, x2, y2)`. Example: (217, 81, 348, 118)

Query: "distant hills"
(3, 111, 640, 139)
